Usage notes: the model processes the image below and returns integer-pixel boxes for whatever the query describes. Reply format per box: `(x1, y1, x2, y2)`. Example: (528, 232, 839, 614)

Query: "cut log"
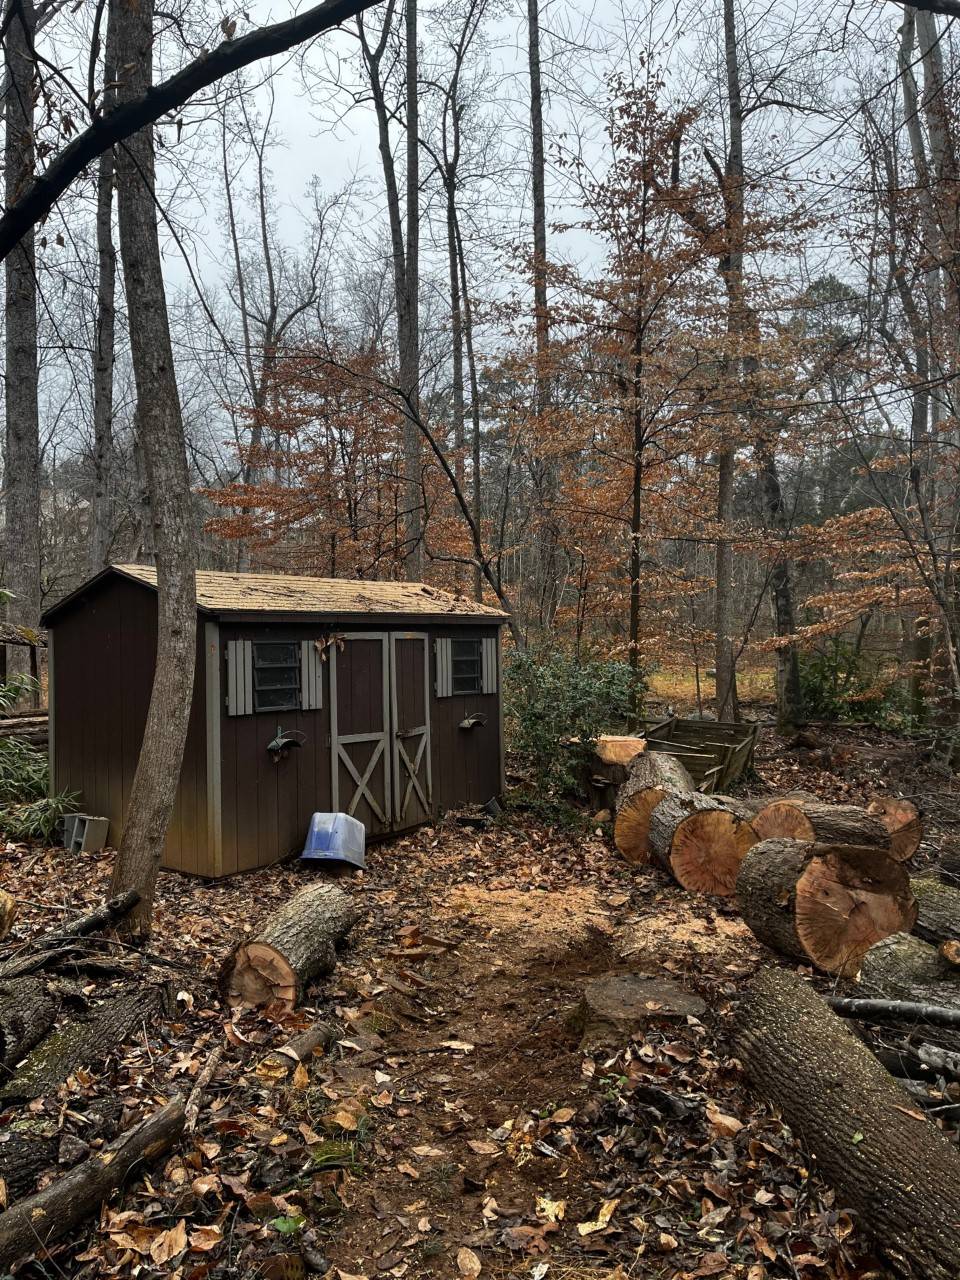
(567, 972, 706, 1049)
(647, 792, 758, 895)
(256, 1019, 339, 1082)
(222, 882, 362, 1012)
(750, 794, 891, 850)
(0, 984, 167, 1101)
(736, 839, 917, 977)
(594, 735, 647, 767)
(0, 1096, 185, 1271)
(866, 795, 922, 861)
(913, 877, 960, 947)
(860, 932, 960, 1002)
(576, 736, 646, 811)
(0, 892, 15, 941)
(613, 751, 694, 866)
(0, 977, 56, 1070)
(734, 967, 960, 1280)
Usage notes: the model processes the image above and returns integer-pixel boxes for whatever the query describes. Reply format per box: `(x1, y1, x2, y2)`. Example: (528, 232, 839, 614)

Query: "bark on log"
(0, 891, 15, 941)
(613, 752, 694, 865)
(647, 792, 758, 895)
(859, 932, 960, 1005)
(222, 883, 362, 1011)
(0, 1096, 122, 1205)
(0, 1096, 185, 1270)
(734, 967, 960, 1280)
(736, 839, 917, 977)
(751, 794, 891, 850)
(913, 877, 960, 946)
(0, 977, 56, 1070)
(940, 848, 960, 888)
(0, 984, 166, 1101)
(256, 1019, 339, 1081)
(866, 795, 922, 861)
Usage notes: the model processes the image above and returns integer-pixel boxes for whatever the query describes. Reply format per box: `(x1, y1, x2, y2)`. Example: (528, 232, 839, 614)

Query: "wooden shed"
(41, 565, 509, 877)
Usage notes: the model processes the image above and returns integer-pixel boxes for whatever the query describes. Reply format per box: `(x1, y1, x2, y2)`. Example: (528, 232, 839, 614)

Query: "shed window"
(451, 638, 483, 694)
(252, 642, 300, 712)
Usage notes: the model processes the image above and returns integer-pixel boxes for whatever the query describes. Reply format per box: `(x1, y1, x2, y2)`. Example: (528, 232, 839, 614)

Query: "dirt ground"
(2, 721, 957, 1280)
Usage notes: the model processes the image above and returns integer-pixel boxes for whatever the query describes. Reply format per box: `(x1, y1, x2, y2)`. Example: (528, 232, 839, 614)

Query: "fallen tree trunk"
(0, 977, 56, 1070)
(912, 877, 960, 947)
(750, 794, 892, 850)
(0, 1096, 185, 1271)
(866, 796, 922, 861)
(613, 752, 694, 866)
(222, 882, 362, 1011)
(736, 840, 917, 977)
(940, 848, 960, 887)
(735, 967, 960, 1280)
(0, 1096, 122, 1205)
(0, 984, 167, 1101)
(647, 792, 758, 895)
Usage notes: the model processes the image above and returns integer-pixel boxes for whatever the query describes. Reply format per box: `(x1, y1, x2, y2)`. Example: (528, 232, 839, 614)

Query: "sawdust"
(439, 884, 614, 964)
(617, 895, 759, 971)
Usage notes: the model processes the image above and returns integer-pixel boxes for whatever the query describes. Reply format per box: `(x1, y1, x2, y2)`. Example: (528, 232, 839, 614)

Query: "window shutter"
(481, 636, 498, 695)
(301, 640, 323, 710)
(435, 638, 453, 697)
(226, 640, 253, 715)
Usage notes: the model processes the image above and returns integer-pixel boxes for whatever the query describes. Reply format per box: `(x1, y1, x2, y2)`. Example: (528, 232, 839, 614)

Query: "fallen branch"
(828, 996, 960, 1029)
(0, 1096, 185, 1270)
(184, 1045, 225, 1133)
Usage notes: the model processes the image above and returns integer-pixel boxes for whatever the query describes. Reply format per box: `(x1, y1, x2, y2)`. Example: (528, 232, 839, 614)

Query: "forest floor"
(2, 721, 959, 1280)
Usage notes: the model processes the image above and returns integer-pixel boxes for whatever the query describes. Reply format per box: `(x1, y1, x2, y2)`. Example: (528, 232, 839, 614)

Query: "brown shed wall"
(49, 576, 208, 872)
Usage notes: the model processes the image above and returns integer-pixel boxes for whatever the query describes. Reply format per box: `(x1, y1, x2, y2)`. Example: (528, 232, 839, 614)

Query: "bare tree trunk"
(714, 0, 745, 722)
(755, 443, 802, 727)
(3, 0, 40, 695)
(401, 0, 422, 579)
(89, 20, 119, 573)
(108, 0, 198, 938)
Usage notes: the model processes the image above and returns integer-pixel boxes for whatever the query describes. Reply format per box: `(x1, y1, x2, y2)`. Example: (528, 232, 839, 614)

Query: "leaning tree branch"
(887, 0, 960, 19)
(0, 0, 381, 262)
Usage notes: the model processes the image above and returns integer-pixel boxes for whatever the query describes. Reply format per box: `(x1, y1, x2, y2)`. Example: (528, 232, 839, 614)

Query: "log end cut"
(866, 795, 922, 861)
(670, 808, 758, 897)
(614, 786, 668, 865)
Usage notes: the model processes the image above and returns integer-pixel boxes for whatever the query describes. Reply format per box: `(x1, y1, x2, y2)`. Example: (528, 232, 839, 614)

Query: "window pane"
(254, 642, 298, 667)
(452, 657, 481, 676)
(453, 673, 481, 694)
(254, 687, 300, 712)
(451, 639, 482, 662)
(255, 668, 300, 690)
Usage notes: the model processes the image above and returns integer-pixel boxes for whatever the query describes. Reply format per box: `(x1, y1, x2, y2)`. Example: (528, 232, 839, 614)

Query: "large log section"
(648, 792, 758, 895)
(736, 840, 917, 977)
(911, 878, 960, 947)
(735, 968, 960, 1280)
(222, 882, 363, 1011)
(860, 932, 960, 1005)
(750, 794, 892, 851)
(613, 752, 694, 865)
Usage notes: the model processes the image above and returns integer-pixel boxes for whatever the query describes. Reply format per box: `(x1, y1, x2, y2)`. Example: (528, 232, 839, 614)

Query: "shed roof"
(43, 564, 509, 624)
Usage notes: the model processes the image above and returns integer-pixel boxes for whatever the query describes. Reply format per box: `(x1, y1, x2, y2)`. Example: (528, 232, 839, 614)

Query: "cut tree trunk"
(581, 736, 647, 811)
(0, 984, 167, 1101)
(736, 839, 917, 977)
(614, 751, 694, 866)
(912, 877, 960, 946)
(0, 1096, 185, 1271)
(222, 883, 362, 1011)
(750, 794, 891, 850)
(648, 792, 758, 895)
(0, 977, 56, 1069)
(735, 967, 960, 1280)
(866, 796, 922, 861)
(859, 932, 960, 1005)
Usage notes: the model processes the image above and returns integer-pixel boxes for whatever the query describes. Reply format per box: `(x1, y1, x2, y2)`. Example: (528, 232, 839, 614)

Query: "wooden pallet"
(641, 717, 759, 793)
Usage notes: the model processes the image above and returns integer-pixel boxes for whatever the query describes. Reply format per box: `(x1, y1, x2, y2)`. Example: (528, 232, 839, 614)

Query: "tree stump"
(567, 972, 706, 1048)
(222, 882, 362, 1012)
(735, 967, 960, 1280)
(613, 751, 694, 865)
(911, 877, 960, 947)
(866, 796, 922, 861)
(750, 794, 891, 850)
(736, 839, 917, 977)
(647, 792, 758, 895)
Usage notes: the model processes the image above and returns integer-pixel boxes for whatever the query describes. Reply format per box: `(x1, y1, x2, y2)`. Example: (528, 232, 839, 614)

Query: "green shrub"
(0, 792, 77, 843)
(798, 639, 890, 723)
(503, 650, 642, 802)
(0, 675, 76, 841)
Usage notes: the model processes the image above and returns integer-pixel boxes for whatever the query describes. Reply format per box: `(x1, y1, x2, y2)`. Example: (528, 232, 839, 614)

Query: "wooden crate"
(642, 718, 759, 793)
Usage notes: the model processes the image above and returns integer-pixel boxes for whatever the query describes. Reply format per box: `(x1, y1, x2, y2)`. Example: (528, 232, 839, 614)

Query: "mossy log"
(0, 1096, 184, 1270)
(613, 752, 694, 866)
(0, 984, 166, 1102)
(912, 877, 960, 947)
(735, 967, 960, 1280)
(0, 977, 56, 1071)
(647, 792, 758, 895)
(0, 1096, 122, 1204)
(750, 795, 891, 851)
(736, 839, 917, 977)
(222, 882, 362, 1012)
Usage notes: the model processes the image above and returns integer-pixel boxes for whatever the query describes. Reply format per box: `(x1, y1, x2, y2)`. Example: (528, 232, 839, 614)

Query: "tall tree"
(108, 0, 198, 937)
(3, 0, 40, 690)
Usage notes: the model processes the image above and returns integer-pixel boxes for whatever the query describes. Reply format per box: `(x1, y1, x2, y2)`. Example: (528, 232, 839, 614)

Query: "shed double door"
(329, 632, 433, 833)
